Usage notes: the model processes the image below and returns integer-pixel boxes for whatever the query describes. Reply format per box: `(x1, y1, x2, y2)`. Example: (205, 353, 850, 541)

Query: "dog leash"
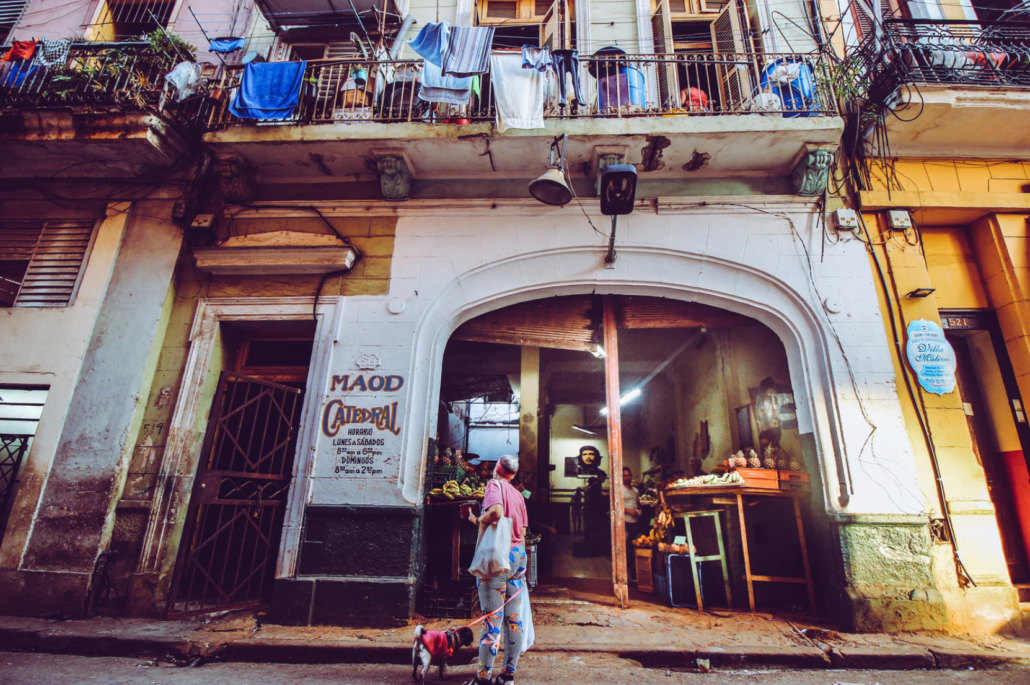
(462, 584, 523, 629)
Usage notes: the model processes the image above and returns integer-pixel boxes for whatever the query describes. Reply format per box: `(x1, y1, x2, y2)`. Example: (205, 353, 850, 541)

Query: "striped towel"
(442, 26, 495, 78)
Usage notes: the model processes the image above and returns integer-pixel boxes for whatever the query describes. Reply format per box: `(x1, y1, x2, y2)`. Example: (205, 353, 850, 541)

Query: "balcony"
(857, 19, 1030, 157)
(0, 42, 208, 179)
(203, 52, 842, 187)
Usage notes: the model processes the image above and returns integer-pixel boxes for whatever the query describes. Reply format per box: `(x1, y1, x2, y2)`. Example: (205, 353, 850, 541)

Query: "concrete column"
(519, 347, 540, 487)
(0, 203, 183, 617)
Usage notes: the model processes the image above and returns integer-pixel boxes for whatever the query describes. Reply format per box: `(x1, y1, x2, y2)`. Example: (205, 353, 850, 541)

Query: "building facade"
(0, 0, 1025, 634)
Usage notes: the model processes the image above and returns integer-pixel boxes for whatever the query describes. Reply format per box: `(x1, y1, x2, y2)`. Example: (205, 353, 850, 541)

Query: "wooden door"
(710, 0, 751, 111)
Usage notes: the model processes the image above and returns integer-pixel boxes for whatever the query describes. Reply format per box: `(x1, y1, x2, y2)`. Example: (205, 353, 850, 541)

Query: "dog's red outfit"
(421, 630, 453, 661)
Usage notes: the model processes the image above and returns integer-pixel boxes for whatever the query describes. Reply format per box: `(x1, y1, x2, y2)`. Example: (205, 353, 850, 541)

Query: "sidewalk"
(1, 583, 1028, 671)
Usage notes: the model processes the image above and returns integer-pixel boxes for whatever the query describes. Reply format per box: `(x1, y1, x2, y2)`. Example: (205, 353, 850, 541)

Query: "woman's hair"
(497, 454, 519, 477)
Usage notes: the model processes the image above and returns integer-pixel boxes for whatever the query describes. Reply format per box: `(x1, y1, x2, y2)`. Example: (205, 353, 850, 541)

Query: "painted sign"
(321, 374, 405, 478)
(906, 319, 956, 396)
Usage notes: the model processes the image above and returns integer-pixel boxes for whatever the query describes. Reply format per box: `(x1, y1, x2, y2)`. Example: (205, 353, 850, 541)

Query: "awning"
(255, 0, 402, 31)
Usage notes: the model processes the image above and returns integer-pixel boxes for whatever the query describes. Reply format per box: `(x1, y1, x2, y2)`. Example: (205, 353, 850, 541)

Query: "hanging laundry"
(209, 37, 246, 53)
(33, 39, 71, 67)
(407, 21, 450, 67)
(521, 45, 551, 72)
(550, 49, 584, 107)
(164, 62, 205, 102)
(490, 53, 545, 132)
(229, 60, 307, 120)
(3, 41, 37, 62)
(442, 26, 495, 77)
(2, 61, 38, 88)
(419, 59, 471, 105)
(471, 74, 481, 99)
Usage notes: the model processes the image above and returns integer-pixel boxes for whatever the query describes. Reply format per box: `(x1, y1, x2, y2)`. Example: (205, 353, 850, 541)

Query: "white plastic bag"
(519, 584, 534, 653)
(469, 481, 513, 579)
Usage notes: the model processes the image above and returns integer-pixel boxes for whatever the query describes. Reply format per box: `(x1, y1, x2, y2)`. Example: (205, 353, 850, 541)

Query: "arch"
(396, 244, 848, 512)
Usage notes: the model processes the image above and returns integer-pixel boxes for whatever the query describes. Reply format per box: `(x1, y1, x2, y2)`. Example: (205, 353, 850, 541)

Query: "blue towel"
(3, 60, 37, 88)
(229, 61, 306, 120)
(442, 26, 495, 77)
(418, 59, 471, 105)
(210, 37, 245, 53)
(407, 21, 449, 67)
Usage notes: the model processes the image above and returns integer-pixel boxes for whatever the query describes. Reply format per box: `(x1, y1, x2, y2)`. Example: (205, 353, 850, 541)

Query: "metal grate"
(0, 221, 97, 308)
(0, 386, 47, 544)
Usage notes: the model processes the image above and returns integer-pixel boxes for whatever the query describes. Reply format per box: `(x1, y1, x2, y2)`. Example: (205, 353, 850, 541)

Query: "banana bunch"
(459, 482, 473, 497)
(472, 484, 486, 498)
(441, 480, 462, 500)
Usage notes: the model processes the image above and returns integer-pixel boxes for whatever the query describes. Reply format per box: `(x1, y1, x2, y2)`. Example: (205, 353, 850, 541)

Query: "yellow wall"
(922, 228, 989, 310)
(867, 160, 1030, 195)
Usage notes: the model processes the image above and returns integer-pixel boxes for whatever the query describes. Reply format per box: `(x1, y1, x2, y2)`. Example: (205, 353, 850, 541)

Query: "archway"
(424, 291, 823, 612)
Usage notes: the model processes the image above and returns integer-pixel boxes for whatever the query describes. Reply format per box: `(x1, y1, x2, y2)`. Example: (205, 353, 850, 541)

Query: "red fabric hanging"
(3, 41, 38, 62)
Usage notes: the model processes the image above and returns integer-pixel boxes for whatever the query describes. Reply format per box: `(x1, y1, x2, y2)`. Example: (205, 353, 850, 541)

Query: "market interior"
(422, 295, 817, 617)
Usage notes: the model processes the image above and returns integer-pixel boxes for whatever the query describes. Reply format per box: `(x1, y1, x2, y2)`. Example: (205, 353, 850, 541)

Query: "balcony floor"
(204, 115, 844, 183)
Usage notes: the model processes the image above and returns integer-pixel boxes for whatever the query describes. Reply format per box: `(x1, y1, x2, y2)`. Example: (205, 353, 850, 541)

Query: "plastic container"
(598, 67, 646, 110)
(760, 58, 815, 118)
(525, 540, 539, 588)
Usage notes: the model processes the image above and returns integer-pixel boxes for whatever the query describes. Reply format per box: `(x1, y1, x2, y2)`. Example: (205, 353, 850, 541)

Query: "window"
(0, 0, 29, 45)
(0, 386, 47, 542)
(0, 220, 97, 308)
(478, 0, 574, 49)
(89, 0, 174, 41)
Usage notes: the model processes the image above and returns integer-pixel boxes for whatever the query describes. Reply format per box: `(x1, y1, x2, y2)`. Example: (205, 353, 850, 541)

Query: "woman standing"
(465, 454, 529, 685)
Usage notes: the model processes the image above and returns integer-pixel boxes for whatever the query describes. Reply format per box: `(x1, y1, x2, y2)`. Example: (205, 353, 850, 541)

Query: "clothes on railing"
(490, 53, 545, 132)
(33, 40, 70, 68)
(3, 41, 37, 62)
(210, 37, 246, 54)
(164, 62, 206, 103)
(551, 50, 584, 107)
(419, 59, 472, 105)
(0, 61, 38, 88)
(441, 26, 495, 77)
(521, 46, 551, 72)
(408, 21, 450, 67)
(229, 60, 306, 120)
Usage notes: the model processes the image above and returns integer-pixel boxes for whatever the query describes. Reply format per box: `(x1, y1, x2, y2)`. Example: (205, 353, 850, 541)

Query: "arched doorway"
(424, 294, 818, 613)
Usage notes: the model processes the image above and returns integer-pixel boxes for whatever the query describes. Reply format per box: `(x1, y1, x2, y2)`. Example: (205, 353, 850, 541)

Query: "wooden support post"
(793, 495, 817, 612)
(519, 346, 540, 485)
(603, 296, 629, 608)
(737, 492, 756, 612)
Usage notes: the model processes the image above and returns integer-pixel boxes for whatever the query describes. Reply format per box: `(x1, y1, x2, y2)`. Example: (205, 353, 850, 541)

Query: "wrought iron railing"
(207, 51, 836, 129)
(857, 19, 1030, 103)
(0, 42, 209, 135)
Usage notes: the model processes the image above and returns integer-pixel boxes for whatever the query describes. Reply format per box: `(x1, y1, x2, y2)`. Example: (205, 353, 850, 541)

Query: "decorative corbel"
(215, 153, 257, 203)
(591, 145, 629, 196)
(377, 154, 412, 201)
(791, 144, 836, 197)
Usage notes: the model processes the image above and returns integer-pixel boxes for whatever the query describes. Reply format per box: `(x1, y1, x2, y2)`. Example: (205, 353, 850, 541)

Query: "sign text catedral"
(321, 374, 405, 478)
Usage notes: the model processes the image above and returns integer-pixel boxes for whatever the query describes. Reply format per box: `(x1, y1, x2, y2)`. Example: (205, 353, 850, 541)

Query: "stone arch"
(397, 244, 847, 511)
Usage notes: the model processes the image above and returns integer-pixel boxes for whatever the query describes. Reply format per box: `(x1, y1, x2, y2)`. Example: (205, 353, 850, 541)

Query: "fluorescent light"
(600, 388, 642, 416)
(572, 424, 600, 435)
(590, 344, 606, 359)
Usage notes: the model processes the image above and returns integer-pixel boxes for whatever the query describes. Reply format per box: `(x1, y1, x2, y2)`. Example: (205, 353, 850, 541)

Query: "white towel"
(490, 53, 545, 133)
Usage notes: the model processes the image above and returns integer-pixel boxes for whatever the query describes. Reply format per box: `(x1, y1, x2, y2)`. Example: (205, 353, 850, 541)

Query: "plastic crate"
(418, 579, 480, 619)
(431, 465, 465, 488)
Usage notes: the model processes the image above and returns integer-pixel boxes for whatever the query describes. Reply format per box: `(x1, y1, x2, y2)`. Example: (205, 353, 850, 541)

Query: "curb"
(2, 625, 1029, 671)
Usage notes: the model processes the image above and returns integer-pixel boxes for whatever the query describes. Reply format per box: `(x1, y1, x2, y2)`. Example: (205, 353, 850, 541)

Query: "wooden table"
(663, 485, 816, 613)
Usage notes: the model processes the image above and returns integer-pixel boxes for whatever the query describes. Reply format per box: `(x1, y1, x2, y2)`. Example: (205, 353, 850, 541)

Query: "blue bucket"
(598, 66, 646, 110)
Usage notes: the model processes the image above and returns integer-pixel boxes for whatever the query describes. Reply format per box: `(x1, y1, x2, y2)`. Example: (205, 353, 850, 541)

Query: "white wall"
(300, 200, 923, 521)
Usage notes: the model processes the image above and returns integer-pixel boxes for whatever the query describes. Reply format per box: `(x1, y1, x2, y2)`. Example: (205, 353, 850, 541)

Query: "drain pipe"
(389, 14, 416, 59)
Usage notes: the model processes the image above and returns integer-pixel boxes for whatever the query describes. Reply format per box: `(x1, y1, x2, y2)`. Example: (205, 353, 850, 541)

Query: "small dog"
(411, 624, 475, 682)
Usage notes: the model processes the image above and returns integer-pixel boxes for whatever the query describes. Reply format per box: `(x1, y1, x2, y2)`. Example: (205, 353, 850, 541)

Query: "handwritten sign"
(321, 374, 405, 478)
(905, 320, 956, 396)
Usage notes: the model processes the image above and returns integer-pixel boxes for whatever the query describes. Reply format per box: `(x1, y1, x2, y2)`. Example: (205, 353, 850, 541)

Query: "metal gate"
(169, 372, 302, 617)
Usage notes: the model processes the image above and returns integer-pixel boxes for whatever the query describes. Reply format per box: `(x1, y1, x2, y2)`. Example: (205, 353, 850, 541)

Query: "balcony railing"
(0, 42, 209, 135)
(207, 51, 836, 129)
(857, 19, 1030, 101)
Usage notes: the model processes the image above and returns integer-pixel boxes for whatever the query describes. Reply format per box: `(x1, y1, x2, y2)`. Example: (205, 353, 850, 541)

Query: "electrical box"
(188, 214, 218, 247)
(833, 208, 858, 231)
(888, 210, 913, 230)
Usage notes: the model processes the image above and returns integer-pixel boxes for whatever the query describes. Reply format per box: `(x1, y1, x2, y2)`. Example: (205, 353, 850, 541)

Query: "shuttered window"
(0, 0, 29, 44)
(0, 220, 97, 308)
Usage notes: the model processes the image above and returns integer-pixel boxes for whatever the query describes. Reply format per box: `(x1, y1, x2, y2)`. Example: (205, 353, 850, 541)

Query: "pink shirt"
(482, 479, 528, 548)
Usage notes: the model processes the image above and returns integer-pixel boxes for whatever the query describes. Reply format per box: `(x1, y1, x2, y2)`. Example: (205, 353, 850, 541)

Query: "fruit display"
(454, 449, 475, 473)
(776, 458, 789, 470)
(631, 534, 654, 548)
(789, 460, 803, 472)
(428, 479, 487, 501)
(746, 448, 761, 469)
(665, 471, 744, 489)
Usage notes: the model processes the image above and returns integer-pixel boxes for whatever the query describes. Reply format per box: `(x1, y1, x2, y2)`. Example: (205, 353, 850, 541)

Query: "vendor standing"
(622, 467, 643, 578)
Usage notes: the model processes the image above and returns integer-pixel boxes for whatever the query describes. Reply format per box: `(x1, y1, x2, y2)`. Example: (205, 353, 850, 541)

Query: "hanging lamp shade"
(529, 166, 573, 206)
